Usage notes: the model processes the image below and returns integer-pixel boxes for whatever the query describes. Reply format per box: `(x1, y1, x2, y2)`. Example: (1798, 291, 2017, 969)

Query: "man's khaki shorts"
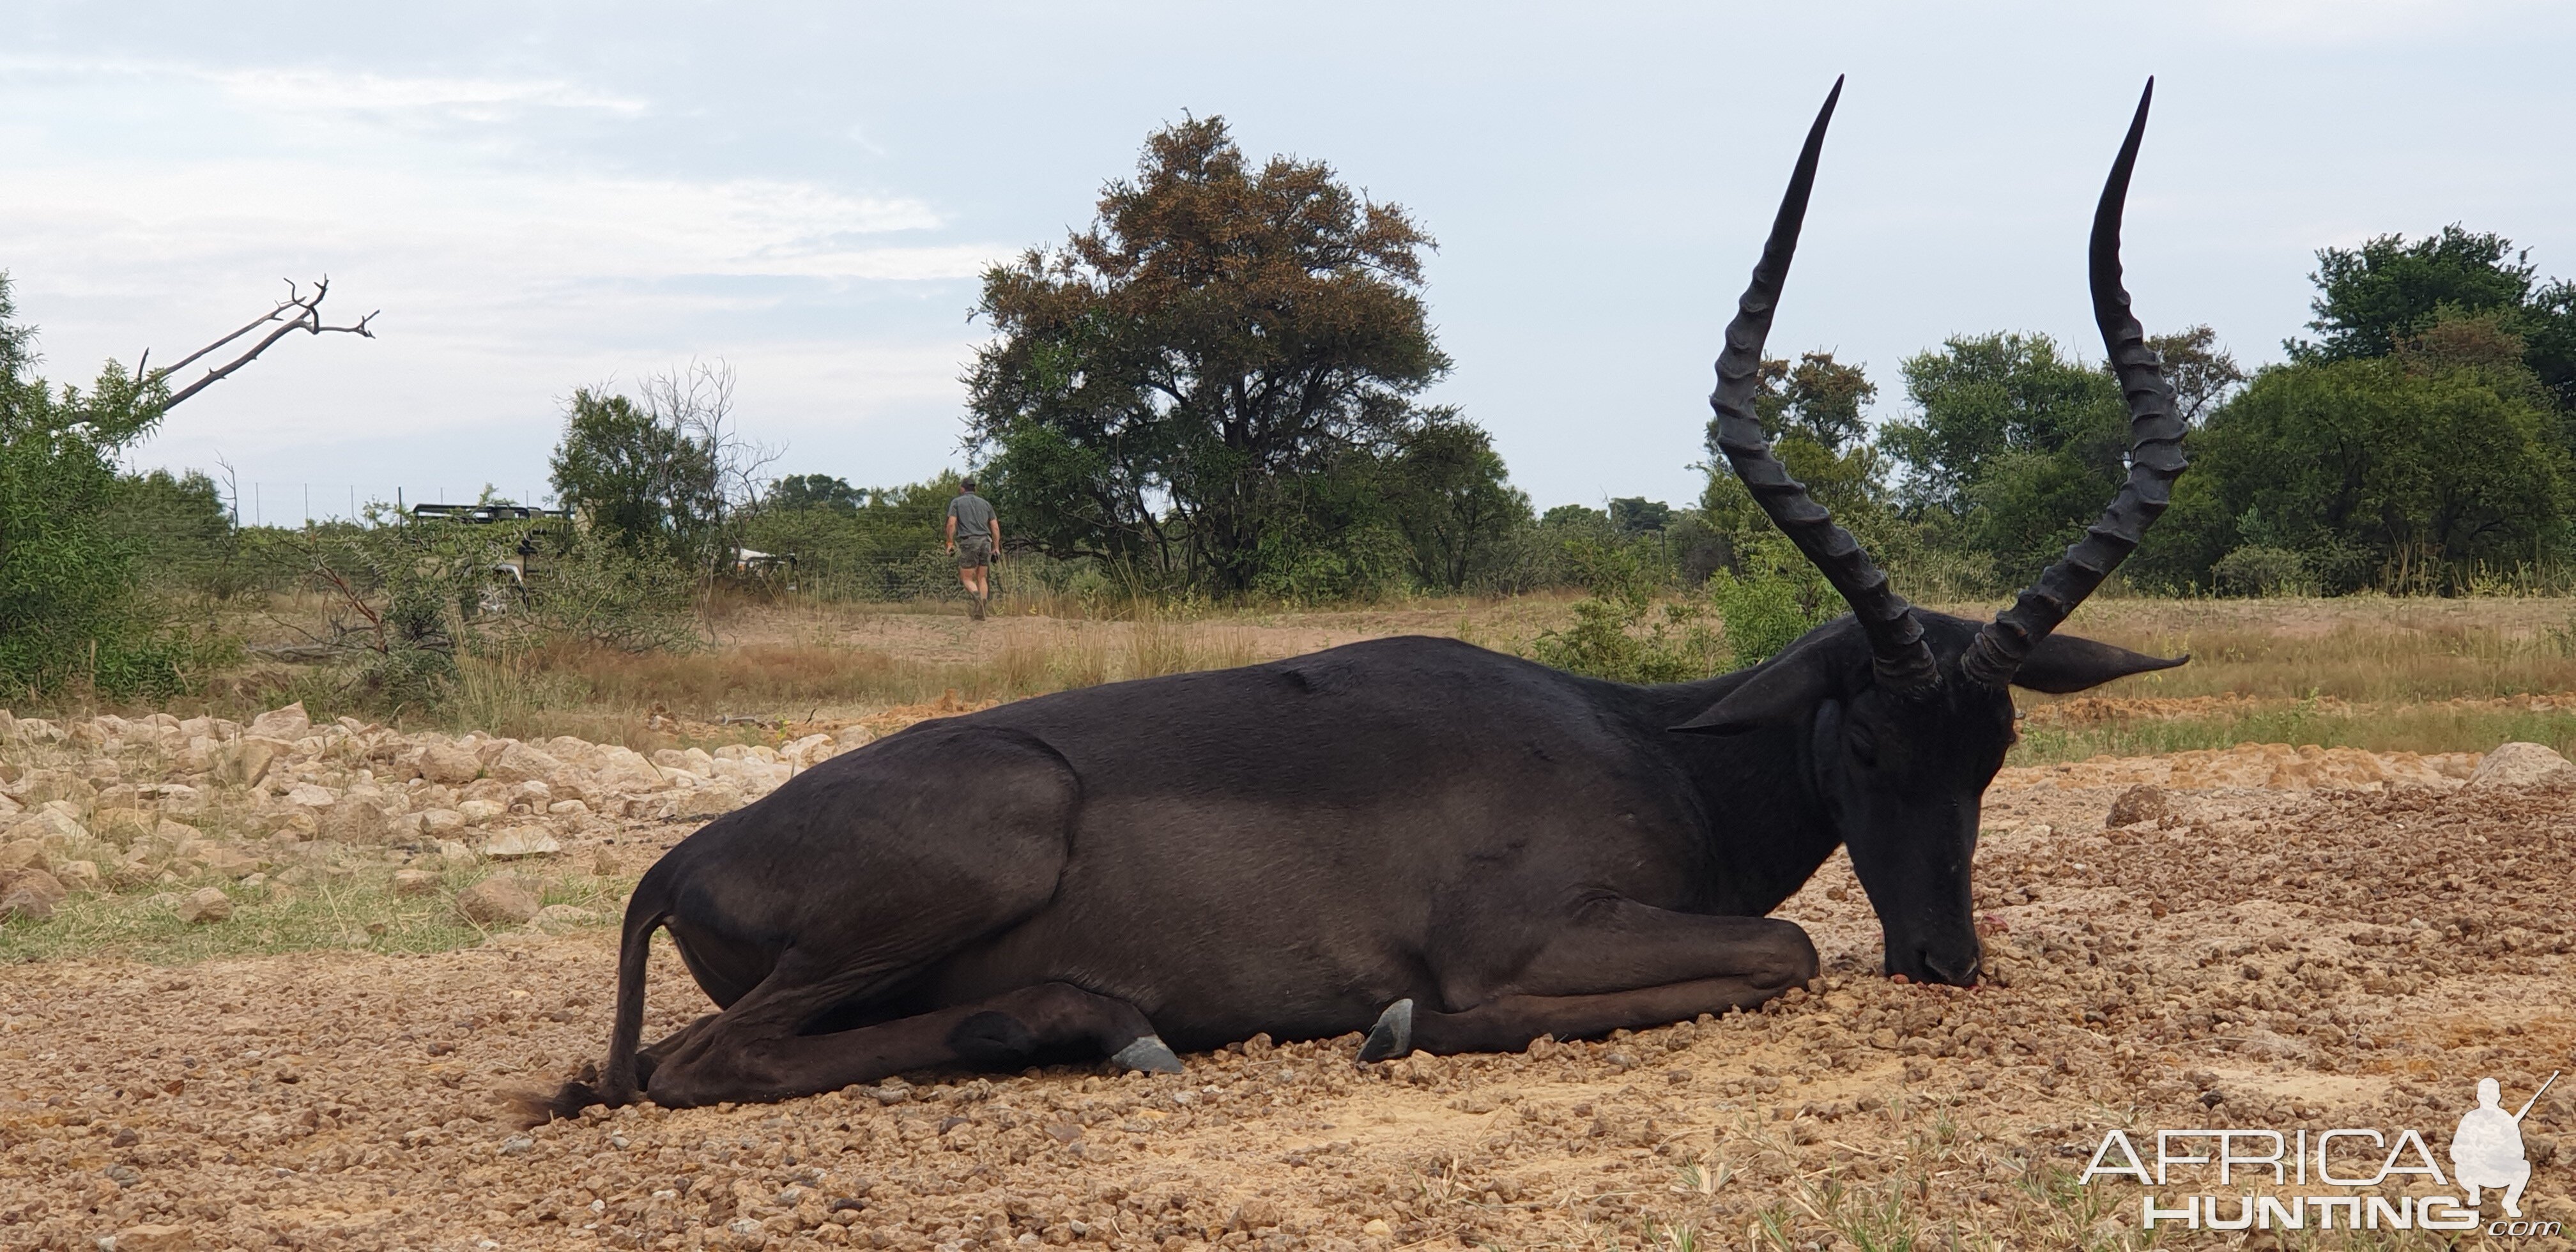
(956, 540, 992, 570)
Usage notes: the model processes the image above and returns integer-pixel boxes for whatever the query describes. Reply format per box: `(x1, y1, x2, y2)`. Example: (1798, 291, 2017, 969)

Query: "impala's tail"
(506, 873, 672, 1126)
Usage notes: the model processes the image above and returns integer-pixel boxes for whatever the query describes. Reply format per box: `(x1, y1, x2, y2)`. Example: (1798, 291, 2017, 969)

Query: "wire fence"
(217, 483, 560, 526)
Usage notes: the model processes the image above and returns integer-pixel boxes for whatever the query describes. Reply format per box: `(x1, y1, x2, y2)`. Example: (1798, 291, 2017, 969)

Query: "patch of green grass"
(2008, 706, 2576, 766)
(0, 863, 632, 965)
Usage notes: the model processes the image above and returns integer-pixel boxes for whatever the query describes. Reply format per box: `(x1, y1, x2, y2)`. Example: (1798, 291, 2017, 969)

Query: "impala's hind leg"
(1361, 901, 1817, 1060)
(643, 976, 1177, 1108)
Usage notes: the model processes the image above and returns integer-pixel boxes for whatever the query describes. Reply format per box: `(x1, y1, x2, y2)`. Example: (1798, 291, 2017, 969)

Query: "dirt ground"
(6, 724, 2576, 1252)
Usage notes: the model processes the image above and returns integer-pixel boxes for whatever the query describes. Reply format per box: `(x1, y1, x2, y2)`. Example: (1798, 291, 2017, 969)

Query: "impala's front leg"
(1360, 898, 1816, 1060)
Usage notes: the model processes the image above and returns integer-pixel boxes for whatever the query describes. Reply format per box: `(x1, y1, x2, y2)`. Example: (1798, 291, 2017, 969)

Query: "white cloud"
(203, 66, 648, 117)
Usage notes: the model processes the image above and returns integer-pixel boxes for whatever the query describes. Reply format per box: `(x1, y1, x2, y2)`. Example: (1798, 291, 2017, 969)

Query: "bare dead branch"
(151, 277, 380, 409)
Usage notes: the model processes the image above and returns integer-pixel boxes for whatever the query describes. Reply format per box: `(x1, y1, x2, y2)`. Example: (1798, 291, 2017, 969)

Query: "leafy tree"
(2290, 226, 2536, 363)
(549, 363, 777, 577)
(1703, 351, 1896, 573)
(1880, 333, 2126, 517)
(966, 116, 1450, 593)
(1754, 351, 1874, 451)
(1607, 497, 1673, 535)
(107, 469, 237, 593)
(0, 273, 188, 697)
(2147, 324, 2247, 422)
(1378, 419, 1533, 590)
(2148, 353, 2567, 593)
(768, 473, 864, 513)
(548, 388, 722, 567)
(1879, 332, 2128, 585)
(739, 472, 963, 600)
(2289, 225, 2576, 414)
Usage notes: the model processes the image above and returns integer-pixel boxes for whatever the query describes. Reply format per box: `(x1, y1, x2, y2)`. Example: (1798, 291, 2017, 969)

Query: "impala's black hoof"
(1109, 1035, 1184, 1074)
(1357, 998, 1414, 1062)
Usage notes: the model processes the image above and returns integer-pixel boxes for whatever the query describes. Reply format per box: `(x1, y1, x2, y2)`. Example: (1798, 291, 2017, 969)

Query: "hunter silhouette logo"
(2452, 1071, 2556, 1219)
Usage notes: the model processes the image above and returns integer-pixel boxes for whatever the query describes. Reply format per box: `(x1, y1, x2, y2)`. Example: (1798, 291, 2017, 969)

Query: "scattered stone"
(1362, 1219, 1392, 1237)
(93, 807, 157, 843)
(284, 783, 338, 809)
(218, 738, 291, 788)
(546, 799, 591, 818)
(54, 860, 99, 891)
(418, 808, 467, 836)
(2464, 742, 2576, 793)
(482, 827, 562, 859)
(4, 808, 84, 845)
(176, 886, 233, 924)
(0, 838, 45, 873)
(392, 869, 442, 896)
(2106, 784, 2168, 828)
(486, 742, 568, 785)
(14, 769, 96, 806)
(0, 887, 54, 923)
(246, 702, 311, 740)
(1, 866, 66, 904)
(112, 1224, 193, 1252)
(673, 783, 745, 818)
(419, 742, 484, 786)
(151, 819, 204, 851)
(197, 846, 264, 880)
(456, 799, 507, 825)
(455, 876, 542, 926)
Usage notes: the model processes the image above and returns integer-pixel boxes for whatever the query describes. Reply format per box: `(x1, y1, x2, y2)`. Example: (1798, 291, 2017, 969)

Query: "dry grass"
(66, 590, 2576, 765)
(425, 614, 1271, 746)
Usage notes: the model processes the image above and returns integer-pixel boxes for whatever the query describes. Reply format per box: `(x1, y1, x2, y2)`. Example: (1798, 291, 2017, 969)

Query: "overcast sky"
(6, 1, 2571, 520)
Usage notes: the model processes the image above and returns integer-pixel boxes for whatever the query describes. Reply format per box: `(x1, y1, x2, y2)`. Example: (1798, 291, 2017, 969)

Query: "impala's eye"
(1848, 722, 1880, 768)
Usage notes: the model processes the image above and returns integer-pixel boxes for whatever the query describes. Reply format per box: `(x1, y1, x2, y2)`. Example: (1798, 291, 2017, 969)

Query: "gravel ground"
(4, 739, 2575, 1251)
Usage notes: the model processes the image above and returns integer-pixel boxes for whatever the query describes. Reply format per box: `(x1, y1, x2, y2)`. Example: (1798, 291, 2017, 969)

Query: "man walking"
(945, 478, 1001, 620)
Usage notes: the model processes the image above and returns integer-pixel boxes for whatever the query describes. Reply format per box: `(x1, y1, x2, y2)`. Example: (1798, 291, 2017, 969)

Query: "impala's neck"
(1635, 674, 1846, 915)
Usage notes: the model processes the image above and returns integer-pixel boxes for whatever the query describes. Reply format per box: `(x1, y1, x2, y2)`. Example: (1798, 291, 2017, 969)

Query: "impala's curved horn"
(1960, 80, 2187, 687)
(1709, 77, 1936, 689)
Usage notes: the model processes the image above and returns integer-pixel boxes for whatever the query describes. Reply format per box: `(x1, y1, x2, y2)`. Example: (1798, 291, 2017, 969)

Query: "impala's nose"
(1919, 946, 1981, 988)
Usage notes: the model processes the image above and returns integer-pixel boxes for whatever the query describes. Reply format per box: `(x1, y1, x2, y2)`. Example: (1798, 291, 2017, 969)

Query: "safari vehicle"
(408, 502, 575, 616)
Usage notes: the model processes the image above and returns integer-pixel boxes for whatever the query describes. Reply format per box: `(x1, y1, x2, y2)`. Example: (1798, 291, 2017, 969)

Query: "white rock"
(673, 783, 744, 818)
(284, 782, 337, 809)
(246, 702, 311, 740)
(418, 742, 483, 785)
(418, 809, 467, 836)
(456, 799, 507, 825)
(487, 742, 567, 785)
(5, 809, 86, 844)
(482, 827, 562, 859)
(2464, 742, 2576, 793)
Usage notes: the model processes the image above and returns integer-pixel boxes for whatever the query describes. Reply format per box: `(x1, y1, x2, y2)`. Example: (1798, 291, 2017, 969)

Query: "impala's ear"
(2010, 634, 2186, 694)
(1670, 662, 1830, 735)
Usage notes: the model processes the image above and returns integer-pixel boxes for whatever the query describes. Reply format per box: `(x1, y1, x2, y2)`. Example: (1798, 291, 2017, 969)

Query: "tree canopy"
(965, 116, 1461, 593)
(0, 272, 188, 696)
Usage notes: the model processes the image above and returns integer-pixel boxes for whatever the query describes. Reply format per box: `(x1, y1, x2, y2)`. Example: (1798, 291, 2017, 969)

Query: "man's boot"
(969, 593, 985, 621)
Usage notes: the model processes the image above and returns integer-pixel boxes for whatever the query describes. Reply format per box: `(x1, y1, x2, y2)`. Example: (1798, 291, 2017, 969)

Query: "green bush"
(1530, 538, 1723, 683)
(1705, 531, 1839, 668)
(2211, 545, 2312, 598)
(0, 273, 197, 699)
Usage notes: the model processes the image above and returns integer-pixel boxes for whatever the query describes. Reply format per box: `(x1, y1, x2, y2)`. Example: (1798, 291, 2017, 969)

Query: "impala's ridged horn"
(1710, 77, 1938, 690)
(1959, 80, 2187, 688)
